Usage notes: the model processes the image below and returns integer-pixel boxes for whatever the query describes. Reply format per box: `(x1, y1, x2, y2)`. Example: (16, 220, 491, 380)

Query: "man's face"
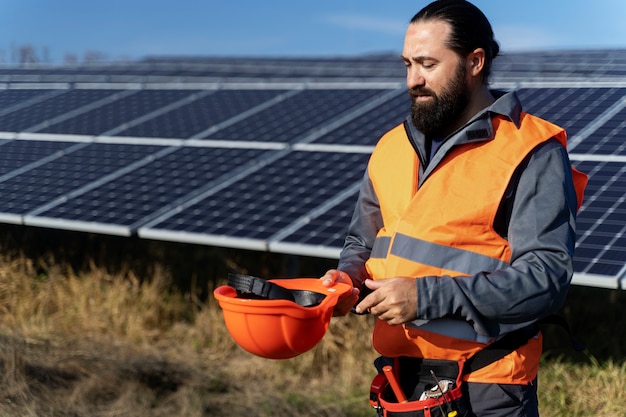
(401, 20, 470, 137)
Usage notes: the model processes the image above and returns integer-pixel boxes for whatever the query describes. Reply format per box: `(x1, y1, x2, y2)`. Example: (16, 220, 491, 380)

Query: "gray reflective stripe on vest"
(406, 318, 495, 344)
(390, 233, 510, 276)
(370, 236, 391, 258)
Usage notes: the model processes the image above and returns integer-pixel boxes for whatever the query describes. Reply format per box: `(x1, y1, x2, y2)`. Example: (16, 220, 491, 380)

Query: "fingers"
(321, 269, 351, 287)
(364, 278, 383, 290)
(320, 269, 360, 316)
(321, 269, 338, 286)
(355, 278, 418, 324)
(353, 279, 381, 314)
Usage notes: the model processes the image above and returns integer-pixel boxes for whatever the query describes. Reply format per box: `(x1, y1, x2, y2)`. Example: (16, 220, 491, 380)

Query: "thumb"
(363, 279, 383, 290)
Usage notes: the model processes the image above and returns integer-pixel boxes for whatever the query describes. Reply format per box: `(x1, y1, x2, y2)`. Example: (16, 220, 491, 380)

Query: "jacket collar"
(485, 89, 523, 128)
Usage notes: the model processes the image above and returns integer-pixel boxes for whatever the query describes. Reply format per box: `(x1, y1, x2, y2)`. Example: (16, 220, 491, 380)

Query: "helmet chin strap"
(228, 273, 326, 307)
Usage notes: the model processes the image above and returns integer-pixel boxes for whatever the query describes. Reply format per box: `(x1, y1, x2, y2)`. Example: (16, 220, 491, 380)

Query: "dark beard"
(410, 61, 470, 137)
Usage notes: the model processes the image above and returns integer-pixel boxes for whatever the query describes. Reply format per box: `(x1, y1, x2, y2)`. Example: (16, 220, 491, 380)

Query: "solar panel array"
(1, 49, 625, 290)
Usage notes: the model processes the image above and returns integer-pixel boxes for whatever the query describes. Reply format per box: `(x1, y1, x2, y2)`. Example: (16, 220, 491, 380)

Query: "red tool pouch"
(371, 358, 468, 417)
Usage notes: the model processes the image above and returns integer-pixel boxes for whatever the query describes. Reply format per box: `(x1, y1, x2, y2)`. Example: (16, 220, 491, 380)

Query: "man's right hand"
(321, 269, 360, 316)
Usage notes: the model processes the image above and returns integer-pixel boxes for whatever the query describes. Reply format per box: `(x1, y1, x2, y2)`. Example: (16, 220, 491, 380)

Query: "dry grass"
(0, 251, 377, 417)
(538, 359, 626, 416)
(0, 249, 624, 417)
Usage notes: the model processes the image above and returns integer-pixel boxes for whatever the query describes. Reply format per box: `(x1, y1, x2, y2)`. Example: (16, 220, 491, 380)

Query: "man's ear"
(467, 48, 486, 77)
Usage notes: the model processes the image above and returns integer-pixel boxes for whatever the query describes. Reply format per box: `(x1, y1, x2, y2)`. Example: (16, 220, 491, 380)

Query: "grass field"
(1, 244, 625, 417)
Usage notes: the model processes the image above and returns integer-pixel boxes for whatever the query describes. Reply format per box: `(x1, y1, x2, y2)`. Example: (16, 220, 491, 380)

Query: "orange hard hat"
(213, 274, 352, 359)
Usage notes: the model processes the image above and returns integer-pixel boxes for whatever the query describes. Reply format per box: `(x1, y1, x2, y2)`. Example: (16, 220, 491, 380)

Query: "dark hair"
(411, 0, 500, 83)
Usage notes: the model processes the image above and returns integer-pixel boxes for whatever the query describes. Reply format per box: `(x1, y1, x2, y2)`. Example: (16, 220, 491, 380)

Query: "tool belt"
(369, 315, 582, 417)
(369, 323, 548, 417)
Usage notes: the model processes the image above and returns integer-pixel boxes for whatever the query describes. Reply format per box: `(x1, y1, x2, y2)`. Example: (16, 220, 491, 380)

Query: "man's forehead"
(402, 20, 453, 57)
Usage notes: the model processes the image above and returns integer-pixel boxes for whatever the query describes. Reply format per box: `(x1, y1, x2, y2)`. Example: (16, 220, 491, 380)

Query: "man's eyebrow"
(400, 55, 437, 62)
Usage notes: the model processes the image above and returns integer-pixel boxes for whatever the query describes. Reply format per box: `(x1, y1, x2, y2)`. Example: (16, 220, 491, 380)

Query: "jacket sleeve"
(337, 168, 382, 289)
(417, 139, 579, 337)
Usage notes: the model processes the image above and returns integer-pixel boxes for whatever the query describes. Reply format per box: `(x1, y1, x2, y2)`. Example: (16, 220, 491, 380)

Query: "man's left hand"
(354, 278, 417, 325)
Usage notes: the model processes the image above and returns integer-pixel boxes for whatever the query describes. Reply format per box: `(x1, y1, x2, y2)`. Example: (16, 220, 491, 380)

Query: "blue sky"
(1, 0, 625, 63)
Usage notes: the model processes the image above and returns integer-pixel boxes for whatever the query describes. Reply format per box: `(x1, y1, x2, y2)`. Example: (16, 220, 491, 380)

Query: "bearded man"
(321, 1, 587, 416)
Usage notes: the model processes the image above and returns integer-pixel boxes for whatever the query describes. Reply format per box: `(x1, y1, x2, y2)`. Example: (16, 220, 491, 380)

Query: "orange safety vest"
(365, 113, 587, 384)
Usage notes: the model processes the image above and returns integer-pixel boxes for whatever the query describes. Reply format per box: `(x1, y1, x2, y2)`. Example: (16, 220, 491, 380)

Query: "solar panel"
(573, 106, 626, 155)
(115, 89, 288, 139)
(0, 89, 117, 132)
(139, 150, 370, 247)
(269, 189, 360, 258)
(568, 159, 626, 287)
(492, 49, 626, 80)
(0, 142, 161, 216)
(202, 89, 391, 142)
(25, 147, 272, 235)
(312, 92, 409, 146)
(516, 88, 626, 138)
(38, 89, 197, 136)
(0, 140, 75, 176)
(0, 89, 54, 115)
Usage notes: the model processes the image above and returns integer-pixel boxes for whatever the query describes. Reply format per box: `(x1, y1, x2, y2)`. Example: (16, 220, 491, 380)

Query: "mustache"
(408, 87, 436, 99)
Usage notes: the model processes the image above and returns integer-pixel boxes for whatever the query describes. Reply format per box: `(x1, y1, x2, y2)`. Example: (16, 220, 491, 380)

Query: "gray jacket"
(338, 90, 580, 339)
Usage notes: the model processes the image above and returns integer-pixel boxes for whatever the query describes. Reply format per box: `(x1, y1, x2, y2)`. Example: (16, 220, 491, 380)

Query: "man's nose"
(407, 68, 425, 90)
